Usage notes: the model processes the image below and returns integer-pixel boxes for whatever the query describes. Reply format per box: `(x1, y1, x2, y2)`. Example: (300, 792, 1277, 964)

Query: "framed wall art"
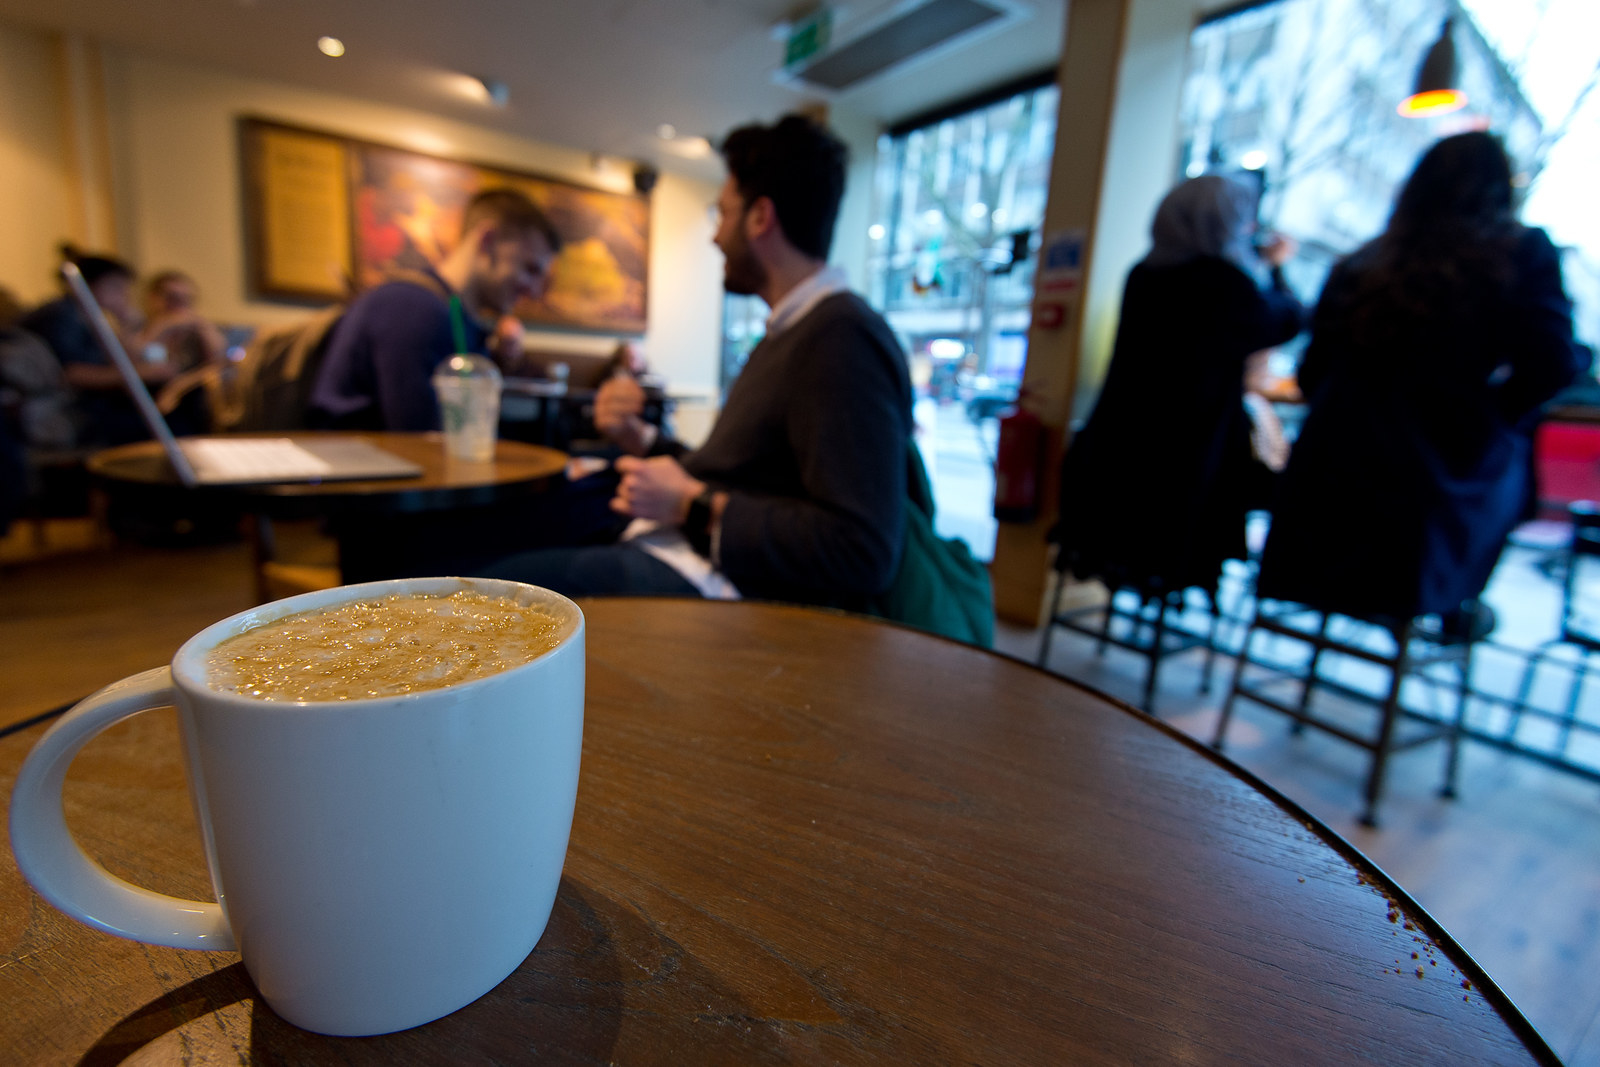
(240, 117, 651, 333)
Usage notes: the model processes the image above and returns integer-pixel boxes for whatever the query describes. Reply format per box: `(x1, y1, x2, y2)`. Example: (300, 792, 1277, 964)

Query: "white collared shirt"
(765, 265, 850, 336)
(624, 265, 852, 599)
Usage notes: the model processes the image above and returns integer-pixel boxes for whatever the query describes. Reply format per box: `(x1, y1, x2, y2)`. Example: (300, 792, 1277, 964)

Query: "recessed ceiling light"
(657, 124, 678, 141)
(317, 36, 346, 57)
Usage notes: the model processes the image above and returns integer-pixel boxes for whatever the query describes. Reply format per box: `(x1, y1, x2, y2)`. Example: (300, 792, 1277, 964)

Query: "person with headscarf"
(1050, 173, 1304, 599)
(1257, 132, 1583, 637)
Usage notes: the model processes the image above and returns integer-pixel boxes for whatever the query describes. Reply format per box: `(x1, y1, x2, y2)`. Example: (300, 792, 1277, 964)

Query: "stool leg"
(1557, 650, 1593, 756)
(1037, 574, 1067, 667)
(1212, 608, 1258, 751)
(1200, 589, 1220, 695)
(1505, 645, 1542, 744)
(1291, 612, 1329, 736)
(1143, 594, 1168, 714)
(1095, 587, 1116, 657)
(1361, 624, 1412, 828)
(1441, 643, 1471, 800)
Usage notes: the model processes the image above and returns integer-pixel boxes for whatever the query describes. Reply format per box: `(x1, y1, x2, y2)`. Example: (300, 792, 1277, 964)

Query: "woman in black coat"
(1257, 132, 1583, 628)
(1052, 174, 1305, 597)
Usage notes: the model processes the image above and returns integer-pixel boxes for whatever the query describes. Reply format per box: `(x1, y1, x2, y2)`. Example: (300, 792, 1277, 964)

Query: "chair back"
(214, 304, 346, 432)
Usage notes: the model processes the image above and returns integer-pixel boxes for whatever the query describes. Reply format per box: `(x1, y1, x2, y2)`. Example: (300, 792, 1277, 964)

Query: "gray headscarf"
(1142, 174, 1262, 281)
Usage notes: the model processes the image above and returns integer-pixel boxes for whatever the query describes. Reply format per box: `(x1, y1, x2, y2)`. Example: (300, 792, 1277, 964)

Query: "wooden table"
(85, 432, 568, 520)
(86, 432, 569, 595)
(0, 601, 1556, 1065)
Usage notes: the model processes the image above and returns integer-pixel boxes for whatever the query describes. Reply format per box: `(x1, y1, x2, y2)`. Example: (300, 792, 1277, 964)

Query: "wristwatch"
(684, 488, 716, 558)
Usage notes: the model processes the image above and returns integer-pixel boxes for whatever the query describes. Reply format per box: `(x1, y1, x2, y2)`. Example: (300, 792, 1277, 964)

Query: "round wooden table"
(86, 433, 571, 595)
(0, 600, 1556, 1065)
(85, 432, 568, 520)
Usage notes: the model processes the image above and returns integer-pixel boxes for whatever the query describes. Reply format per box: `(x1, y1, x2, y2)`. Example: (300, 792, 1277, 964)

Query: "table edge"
(582, 596, 1564, 1066)
(83, 434, 568, 516)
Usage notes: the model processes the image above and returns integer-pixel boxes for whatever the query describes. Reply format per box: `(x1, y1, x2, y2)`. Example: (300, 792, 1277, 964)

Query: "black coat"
(1053, 257, 1304, 594)
(1257, 226, 1584, 620)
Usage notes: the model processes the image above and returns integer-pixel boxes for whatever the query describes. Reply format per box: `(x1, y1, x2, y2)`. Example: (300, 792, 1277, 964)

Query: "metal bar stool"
(1038, 579, 1221, 714)
(1212, 600, 1471, 827)
(1507, 500, 1600, 753)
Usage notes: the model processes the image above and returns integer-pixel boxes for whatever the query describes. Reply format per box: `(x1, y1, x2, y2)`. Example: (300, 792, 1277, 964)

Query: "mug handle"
(8, 667, 236, 951)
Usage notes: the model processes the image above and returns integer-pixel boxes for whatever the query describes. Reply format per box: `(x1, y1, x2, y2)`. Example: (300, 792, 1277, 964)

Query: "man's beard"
(721, 233, 767, 296)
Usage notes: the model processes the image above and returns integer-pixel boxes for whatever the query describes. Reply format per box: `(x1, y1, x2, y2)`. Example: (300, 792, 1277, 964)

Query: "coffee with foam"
(208, 590, 565, 701)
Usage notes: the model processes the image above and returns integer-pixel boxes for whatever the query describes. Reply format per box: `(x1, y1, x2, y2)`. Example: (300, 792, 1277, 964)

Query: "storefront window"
(865, 80, 1061, 560)
(1179, 0, 1599, 352)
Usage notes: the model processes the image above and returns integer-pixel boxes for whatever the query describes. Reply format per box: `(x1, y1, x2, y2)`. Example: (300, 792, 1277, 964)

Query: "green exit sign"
(785, 8, 833, 67)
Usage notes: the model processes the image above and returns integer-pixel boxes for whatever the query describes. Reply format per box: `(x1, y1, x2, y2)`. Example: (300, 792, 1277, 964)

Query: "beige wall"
(0, 26, 726, 394)
(104, 49, 727, 393)
(0, 22, 73, 305)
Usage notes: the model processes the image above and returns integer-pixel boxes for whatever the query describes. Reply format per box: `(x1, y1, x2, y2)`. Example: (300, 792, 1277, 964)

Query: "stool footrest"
(1047, 604, 1211, 659)
(1232, 678, 1458, 755)
(1251, 612, 1469, 670)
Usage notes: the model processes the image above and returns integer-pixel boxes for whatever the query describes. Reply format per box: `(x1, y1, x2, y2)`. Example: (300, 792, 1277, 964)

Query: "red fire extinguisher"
(993, 390, 1044, 523)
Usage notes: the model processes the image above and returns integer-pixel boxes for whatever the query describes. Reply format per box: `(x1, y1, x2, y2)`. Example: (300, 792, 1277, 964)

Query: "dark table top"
(0, 600, 1556, 1065)
(85, 431, 568, 519)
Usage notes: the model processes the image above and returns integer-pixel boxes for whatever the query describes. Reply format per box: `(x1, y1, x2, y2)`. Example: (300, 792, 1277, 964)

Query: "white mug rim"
(171, 576, 582, 709)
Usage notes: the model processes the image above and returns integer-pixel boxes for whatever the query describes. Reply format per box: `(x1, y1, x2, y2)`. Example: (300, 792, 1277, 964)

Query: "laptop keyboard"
(183, 438, 333, 480)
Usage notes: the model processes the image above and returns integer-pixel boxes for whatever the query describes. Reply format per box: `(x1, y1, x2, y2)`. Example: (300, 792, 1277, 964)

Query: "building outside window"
(1180, 0, 1600, 366)
(719, 0, 1597, 564)
(867, 78, 1061, 560)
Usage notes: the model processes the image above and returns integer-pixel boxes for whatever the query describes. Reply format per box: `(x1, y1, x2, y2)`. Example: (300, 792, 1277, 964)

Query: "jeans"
(475, 543, 701, 598)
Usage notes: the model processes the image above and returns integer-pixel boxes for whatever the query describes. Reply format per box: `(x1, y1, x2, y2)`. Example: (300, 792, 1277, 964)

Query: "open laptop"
(63, 262, 423, 488)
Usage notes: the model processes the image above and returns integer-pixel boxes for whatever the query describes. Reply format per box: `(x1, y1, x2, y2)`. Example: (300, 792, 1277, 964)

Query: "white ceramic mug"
(8, 577, 585, 1037)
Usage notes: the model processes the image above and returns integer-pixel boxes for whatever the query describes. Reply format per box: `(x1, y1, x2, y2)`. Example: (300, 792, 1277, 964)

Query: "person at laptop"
(136, 269, 230, 436)
(309, 188, 561, 431)
(22, 247, 174, 447)
(138, 269, 226, 374)
(475, 114, 913, 610)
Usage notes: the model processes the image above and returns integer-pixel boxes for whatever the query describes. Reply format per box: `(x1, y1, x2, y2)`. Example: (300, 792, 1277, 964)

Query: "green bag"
(868, 441, 995, 647)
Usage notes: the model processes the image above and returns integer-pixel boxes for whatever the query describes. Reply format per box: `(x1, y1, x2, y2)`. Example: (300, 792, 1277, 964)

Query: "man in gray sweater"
(483, 114, 912, 610)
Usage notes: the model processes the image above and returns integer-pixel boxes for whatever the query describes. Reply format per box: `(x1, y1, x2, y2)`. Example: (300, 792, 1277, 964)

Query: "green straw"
(448, 295, 468, 357)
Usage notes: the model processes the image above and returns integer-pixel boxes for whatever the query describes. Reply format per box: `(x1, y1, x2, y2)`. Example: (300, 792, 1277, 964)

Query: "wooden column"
(990, 0, 1132, 626)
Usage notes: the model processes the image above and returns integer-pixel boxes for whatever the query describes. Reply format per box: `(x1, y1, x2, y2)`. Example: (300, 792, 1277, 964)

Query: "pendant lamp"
(1398, 17, 1467, 117)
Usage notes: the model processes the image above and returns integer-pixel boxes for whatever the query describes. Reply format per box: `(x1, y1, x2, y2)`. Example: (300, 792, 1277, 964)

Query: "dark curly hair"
(58, 243, 135, 289)
(1349, 132, 1522, 342)
(719, 115, 848, 260)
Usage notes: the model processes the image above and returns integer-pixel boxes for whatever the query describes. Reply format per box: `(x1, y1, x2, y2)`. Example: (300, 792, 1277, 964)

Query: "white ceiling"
(0, 0, 1066, 177)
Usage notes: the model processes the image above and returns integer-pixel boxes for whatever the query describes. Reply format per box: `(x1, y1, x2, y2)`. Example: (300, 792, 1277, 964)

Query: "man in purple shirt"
(310, 188, 561, 430)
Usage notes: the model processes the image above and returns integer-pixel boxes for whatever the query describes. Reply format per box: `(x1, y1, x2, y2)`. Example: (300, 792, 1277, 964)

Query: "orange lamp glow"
(1397, 88, 1468, 117)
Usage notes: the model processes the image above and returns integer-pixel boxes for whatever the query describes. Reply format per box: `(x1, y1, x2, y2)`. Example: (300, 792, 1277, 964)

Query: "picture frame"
(240, 117, 651, 333)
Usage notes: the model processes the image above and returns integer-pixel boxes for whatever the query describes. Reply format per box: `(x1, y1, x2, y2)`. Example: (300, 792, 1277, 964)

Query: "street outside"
(916, 396, 1000, 562)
